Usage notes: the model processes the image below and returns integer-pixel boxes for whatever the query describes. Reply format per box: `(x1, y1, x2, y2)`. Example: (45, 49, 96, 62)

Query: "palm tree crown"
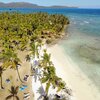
(6, 86, 19, 100)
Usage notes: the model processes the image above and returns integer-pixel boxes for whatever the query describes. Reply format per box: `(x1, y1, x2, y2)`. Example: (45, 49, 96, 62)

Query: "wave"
(84, 21, 89, 24)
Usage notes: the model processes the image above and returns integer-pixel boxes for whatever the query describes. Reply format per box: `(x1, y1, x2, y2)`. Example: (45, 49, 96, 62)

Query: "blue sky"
(1, 0, 100, 8)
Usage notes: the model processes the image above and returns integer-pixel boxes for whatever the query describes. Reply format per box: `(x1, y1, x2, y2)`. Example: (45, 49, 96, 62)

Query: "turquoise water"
(0, 8, 100, 90)
(59, 13, 100, 91)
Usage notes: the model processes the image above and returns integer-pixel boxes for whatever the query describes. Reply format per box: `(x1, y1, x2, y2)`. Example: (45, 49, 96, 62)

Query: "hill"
(0, 2, 78, 8)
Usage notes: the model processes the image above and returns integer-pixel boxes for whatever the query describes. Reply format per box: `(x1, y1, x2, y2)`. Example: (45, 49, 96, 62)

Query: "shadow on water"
(77, 44, 100, 64)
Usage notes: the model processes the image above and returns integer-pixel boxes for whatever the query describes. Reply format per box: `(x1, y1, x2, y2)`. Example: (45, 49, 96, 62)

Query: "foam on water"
(84, 21, 89, 24)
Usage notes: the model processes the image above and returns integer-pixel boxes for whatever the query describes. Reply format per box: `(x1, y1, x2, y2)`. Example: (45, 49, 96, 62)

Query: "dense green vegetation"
(0, 12, 69, 45)
(0, 12, 69, 99)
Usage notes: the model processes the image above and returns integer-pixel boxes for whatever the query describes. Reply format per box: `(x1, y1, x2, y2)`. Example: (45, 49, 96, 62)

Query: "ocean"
(0, 8, 100, 91)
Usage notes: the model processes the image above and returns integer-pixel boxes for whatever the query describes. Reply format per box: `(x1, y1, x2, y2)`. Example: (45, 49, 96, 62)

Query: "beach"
(0, 50, 34, 100)
(48, 44, 100, 100)
(0, 8, 100, 100)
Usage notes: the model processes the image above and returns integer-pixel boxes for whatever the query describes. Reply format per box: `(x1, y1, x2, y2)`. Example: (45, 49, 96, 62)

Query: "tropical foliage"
(40, 50, 66, 96)
(0, 12, 69, 99)
(0, 12, 69, 46)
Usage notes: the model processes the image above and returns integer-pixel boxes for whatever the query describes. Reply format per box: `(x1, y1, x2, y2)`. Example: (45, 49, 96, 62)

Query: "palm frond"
(15, 86, 19, 93)
(25, 54, 30, 61)
(6, 94, 13, 100)
(11, 86, 15, 92)
(15, 96, 20, 100)
(46, 82, 50, 94)
(41, 77, 48, 83)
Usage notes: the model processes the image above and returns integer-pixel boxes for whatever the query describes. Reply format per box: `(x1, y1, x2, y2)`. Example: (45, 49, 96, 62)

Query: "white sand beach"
(47, 44, 100, 100)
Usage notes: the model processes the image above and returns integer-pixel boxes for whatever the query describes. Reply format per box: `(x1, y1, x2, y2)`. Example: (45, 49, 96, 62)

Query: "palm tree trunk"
(16, 66, 24, 83)
(13, 96, 14, 100)
(0, 75, 4, 89)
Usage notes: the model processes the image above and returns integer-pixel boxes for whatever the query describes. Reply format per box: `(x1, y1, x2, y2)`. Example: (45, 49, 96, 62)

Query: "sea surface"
(0, 8, 100, 91)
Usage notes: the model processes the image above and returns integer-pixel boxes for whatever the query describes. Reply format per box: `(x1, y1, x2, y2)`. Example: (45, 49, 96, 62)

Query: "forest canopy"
(0, 12, 69, 47)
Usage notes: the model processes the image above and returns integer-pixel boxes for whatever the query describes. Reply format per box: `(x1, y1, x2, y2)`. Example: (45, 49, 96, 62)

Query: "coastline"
(0, 10, 99, 100)
(47, 44, 100, 100)
(48, 25, 69, 46)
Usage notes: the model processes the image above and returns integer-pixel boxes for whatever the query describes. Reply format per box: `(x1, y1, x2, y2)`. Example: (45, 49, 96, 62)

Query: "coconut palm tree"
(29, 41, 42, 59)
(40, 50, 51, 68)
(40, 65, 65, 99)
(13, 60, 24, 83)
(0, 49, 23, 83)
(41, 65, 56, 93)
(6, 86, 19, 100)
(39, 50, 66, 98)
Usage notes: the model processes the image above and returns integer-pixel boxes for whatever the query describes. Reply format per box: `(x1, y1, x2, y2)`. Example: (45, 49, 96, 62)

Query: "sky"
(1, 0, 100, 8)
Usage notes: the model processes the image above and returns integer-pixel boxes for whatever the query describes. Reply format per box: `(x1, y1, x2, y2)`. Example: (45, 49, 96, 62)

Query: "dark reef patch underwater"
(78, 44, 100, 64)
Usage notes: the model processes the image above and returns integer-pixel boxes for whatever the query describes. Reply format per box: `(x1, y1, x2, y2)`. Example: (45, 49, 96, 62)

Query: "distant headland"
(0, 2, 78, 8)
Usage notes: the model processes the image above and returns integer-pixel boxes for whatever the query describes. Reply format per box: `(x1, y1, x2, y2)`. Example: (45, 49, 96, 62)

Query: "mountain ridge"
(0, 2, 78, 8)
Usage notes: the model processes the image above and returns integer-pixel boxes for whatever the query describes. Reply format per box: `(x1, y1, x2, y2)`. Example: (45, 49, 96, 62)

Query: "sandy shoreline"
(0, 50, 34, 100)
(48, 44, 100, 100)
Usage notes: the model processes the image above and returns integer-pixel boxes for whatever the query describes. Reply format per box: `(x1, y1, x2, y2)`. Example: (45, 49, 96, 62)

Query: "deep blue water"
(0, 8, 100, 91)
(0, 8, 100, 15)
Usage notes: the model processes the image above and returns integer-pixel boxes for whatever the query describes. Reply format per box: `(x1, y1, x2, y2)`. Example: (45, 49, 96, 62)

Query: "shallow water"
(59, 13, 100, 91)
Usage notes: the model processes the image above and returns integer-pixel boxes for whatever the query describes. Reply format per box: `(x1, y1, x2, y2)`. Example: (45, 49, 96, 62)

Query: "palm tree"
(0, 49, 23, 83)
(41, 65, 56, 94)
(40, 51, 55, 96)
(40, 65, 65, 99)
(29, 41, 42, 60)
(29, 42, 36, 57)
(40, 50, 66, 98)
(40, 50, 52, 68)
(6, 86, 19, 100)
(13, 60, 24, 83)
(0, 66, 5, 89)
